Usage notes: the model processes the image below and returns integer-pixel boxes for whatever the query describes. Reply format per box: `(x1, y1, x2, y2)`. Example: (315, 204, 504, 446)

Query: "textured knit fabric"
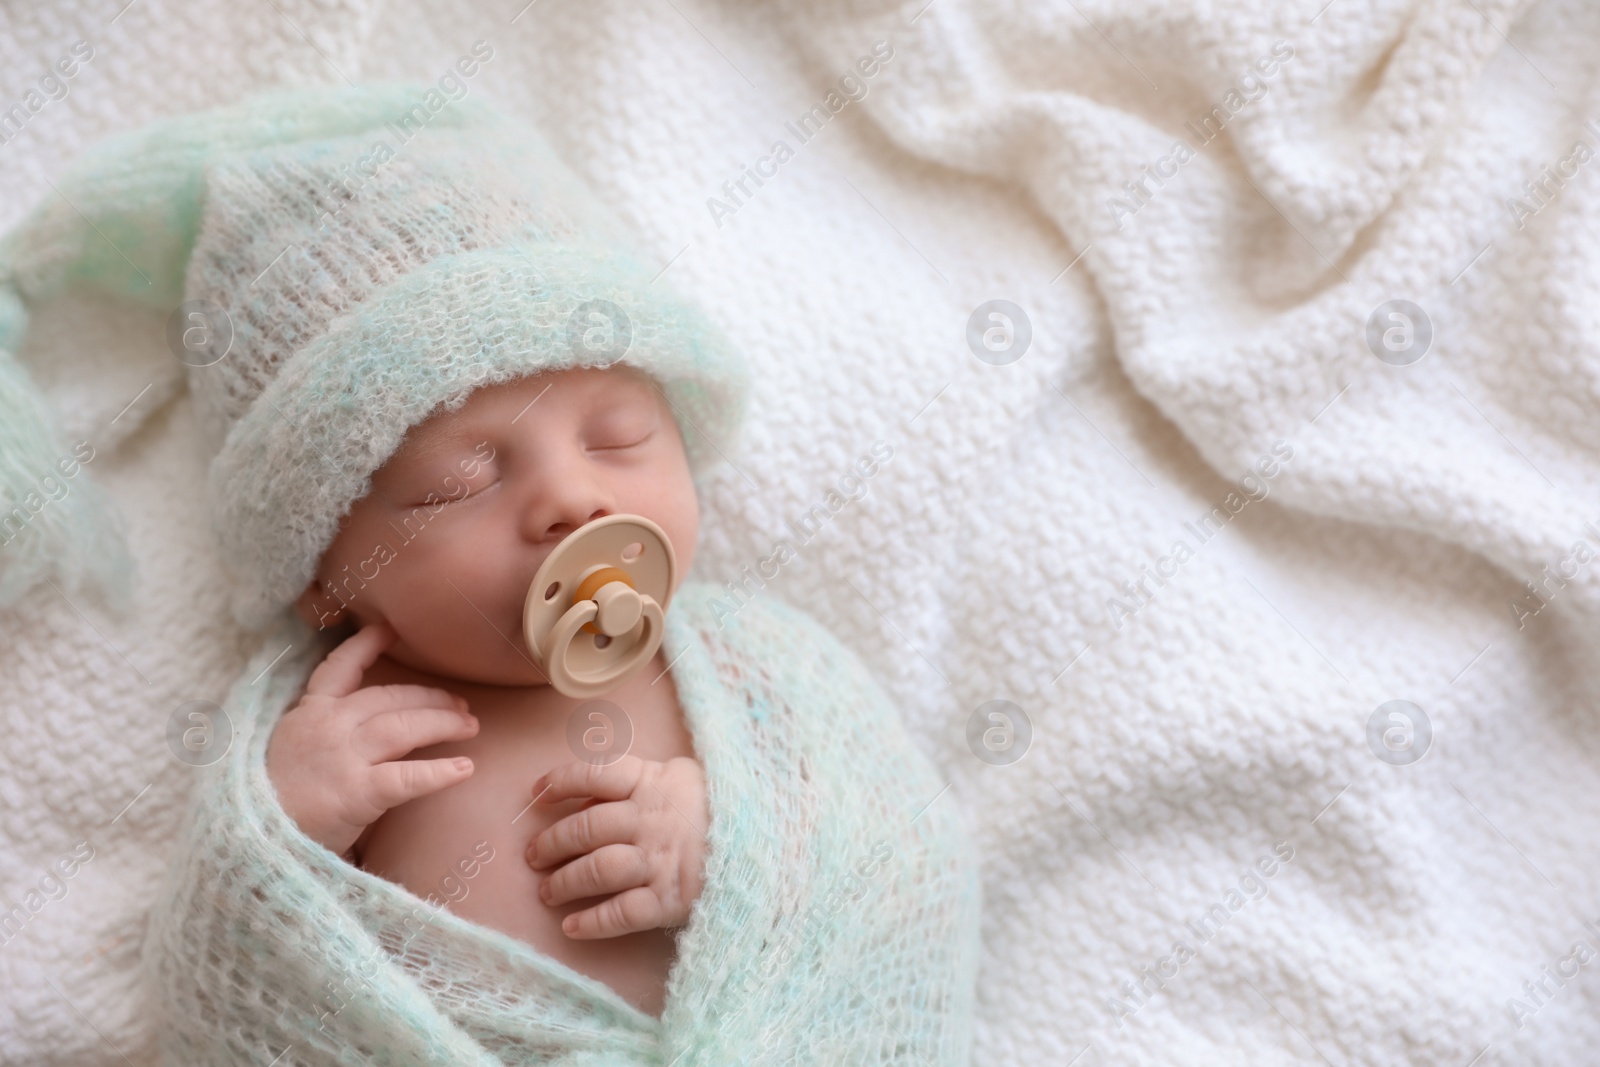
(141, 579, 983, 1066)
(0, 84, 749, 630)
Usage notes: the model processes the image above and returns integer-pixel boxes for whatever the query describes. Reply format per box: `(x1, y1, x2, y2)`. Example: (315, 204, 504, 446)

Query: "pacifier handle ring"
(545, 596, 665, 699)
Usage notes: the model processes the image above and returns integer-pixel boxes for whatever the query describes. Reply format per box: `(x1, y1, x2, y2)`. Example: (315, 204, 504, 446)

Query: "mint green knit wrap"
(141, 580, 983, 1065)
(0, 85, 749, 628)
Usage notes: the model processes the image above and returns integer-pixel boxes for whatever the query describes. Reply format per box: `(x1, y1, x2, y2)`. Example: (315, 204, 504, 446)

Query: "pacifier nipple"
(521, 516, 677, 698)
(575, 567, 643, 636)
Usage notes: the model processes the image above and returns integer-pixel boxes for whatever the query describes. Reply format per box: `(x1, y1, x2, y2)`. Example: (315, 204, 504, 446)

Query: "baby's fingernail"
(562, 915, 577, 933)
(453, 757, 472, 772)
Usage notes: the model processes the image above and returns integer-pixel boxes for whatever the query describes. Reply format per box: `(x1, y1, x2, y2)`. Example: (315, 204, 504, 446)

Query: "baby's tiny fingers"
(354, 705, 477, 764)
(367, 755, 474, 811)
(303, 621, 397, 700)
(347, 684, 468, 722)
(527, 801, 638, 870)
(559, 886, 665, 940)
(533, 755, 647, 804)
(539, 843, 648, 906)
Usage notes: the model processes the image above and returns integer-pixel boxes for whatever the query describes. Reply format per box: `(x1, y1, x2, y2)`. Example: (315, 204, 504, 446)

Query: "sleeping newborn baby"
(266, 363, 711, 1017)
(0, 84, 980, 1064)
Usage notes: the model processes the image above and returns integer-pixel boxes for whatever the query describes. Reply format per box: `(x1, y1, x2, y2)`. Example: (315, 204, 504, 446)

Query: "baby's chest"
(352, 660, 696, 1013)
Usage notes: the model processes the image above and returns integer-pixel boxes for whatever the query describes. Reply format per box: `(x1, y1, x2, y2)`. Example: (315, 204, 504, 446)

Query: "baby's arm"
(266, 621, 480, 861)
(525, 755, 709, 939)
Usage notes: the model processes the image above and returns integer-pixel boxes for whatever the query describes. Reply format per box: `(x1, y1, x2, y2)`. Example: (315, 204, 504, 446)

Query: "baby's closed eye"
(584, 405, 659, 452)
(389, 447, 500, 506)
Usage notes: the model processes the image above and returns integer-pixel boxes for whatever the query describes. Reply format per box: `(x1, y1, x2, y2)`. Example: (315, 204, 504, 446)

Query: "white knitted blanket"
(4, 0, 1600, 1064)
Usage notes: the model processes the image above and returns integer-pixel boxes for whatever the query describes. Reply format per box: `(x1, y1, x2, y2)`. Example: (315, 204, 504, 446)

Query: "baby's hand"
(525, 754, 710, 939)
(265, 621, 480, 858)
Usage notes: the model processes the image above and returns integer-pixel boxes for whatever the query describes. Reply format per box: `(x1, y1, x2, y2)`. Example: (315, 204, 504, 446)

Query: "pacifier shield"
(522, 514, 677, 698)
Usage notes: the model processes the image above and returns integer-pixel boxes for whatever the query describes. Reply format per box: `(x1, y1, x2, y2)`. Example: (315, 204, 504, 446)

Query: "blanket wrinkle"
(775, 0, 1600, 639)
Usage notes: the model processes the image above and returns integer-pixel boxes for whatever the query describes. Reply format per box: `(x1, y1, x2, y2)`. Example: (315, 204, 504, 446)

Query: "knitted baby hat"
(0, 84, 750, 630)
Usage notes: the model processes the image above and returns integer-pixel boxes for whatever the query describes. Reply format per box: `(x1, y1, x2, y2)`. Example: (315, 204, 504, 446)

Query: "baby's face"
(292, 365, 699, 685)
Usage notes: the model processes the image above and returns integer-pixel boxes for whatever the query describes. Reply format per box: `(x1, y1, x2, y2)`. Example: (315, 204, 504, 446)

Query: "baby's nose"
(538, 507, 610, 544)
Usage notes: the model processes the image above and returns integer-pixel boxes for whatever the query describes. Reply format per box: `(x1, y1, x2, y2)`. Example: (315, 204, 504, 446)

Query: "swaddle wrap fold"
(141, 580, 982, 1065)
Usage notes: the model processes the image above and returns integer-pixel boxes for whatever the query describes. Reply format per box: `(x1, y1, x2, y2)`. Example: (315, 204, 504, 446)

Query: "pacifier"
(521, 514, 677, 698)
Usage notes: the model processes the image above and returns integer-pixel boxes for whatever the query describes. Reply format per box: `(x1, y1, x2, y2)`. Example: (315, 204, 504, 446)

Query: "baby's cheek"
(380, 526, 477, 600)
(641, 484, 698, 580)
